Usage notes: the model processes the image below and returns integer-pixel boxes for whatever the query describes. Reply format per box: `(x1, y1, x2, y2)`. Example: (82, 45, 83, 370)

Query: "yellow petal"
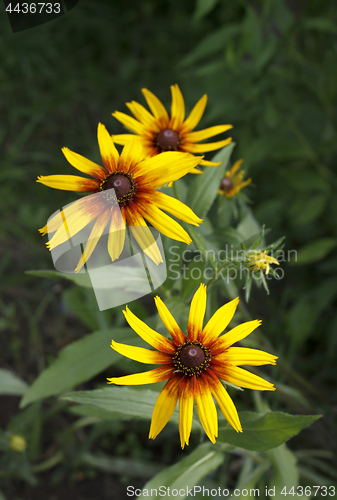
(214, 347, 278, 367)
(111, 134, 134, 145)
(149, 191, 202, 226)
(154, 296, 186, 345)
(206, 371, 242, 432)
(110, 340, 172, 364)
(97, 123, 120, 172)
(139, 203, 192, 244)
(37, 175, 98, 192)
(201, 297, 239, 345)
(149, 375, 180, 439)
(107, 365, 173, 385)
(188, 284, 207, 341)
(46, 196, 104, 250)
(185, 125, 233, 143)
(170, 84, 185, 129)
(135, 151, 202, 189)
(75, 209, 111, 272)
(125, 206, 163, 265)
(112, 111, 148, 136)
(199, 159, 222, 167)
(228, 159, 244, 177)
(179, 378, 194, 448)
(62, 147, 107, 179)
(123, 306, 175, 353)
(186, 137, 232, 153)
(181, 94, 207, 133)
(126, 101, 158, 130)
(142, 88, 170, 127)
(218, 366, 276, 391)
(119, 138, 146, 170)
(107, 206, 126, 262)
(212, 320, 262, 352)
(194, 376, 218, 443)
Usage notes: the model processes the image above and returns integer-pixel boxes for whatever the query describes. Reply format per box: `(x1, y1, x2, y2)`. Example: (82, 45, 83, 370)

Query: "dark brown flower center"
(156, 129, 180, 151)
(100, 173, 136, 205)
(173, 340, 211, 377)
(179, 345, 205, 368)
(220, 177, 233, 192)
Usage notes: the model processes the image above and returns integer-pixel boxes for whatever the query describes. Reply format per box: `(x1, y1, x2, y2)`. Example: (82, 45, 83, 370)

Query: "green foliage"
(0, 369, 28, 396)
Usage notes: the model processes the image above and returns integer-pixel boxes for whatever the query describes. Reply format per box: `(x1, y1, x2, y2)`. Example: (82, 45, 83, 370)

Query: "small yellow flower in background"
(107, 284, 277, 448)
(219, 159, 252, 198)
(112, 84, 233, 172)
(247, 250, 279, 275)
(9, 434, 27, 453)
(37, 123, 203, 271)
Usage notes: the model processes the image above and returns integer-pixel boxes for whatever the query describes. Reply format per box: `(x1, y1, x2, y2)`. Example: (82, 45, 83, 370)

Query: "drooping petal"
(107, 205, 126, 262)
(142, 88, 170, 128)
(75, 209, 111, 272)
(211, 320, 262, 352)
(126, 101, 158, 130)
(193, 375, 218, 444)
(123, 306, 175, 353)
(170, 84, 185, 130)
(97, 123, 120, 172)
(135, 151, 202, 189)
(112, 111, 149, 136)
(138, 203, 192, 244)
(147, 191, 202, 226)
(184, 124, 233, 143)
(154, 296, 186, 346)
(185, 137, 232, 153)
(213, 347, 278, 367)
(200, 297, 239, 345)
(228, 159, 244, 177)
(205, 371, 242, 433)
(214, 365, 276, 392)
(46, 196, 105, 250)
(149, 375, 181, 439)
(125, 204, 163, 264)
(62, 147, 107, 179)
(181, 94, 207, 133)
(110, 340, 173, 364)
(36, 175, 99, 192)
(178, 378, 194, 448)
(188, 284, 207, 341)
(199, 159, 222, 167)
(107, 365, 173, 385)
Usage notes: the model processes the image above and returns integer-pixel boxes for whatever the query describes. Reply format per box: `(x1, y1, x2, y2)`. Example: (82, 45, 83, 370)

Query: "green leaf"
(266, 445, 299, 499)
(291, 238, 337, 265)
(185, 225, 218, 271)
(26, 269, 92, 288)
(181, 258, 206, 299)
(80, 452, 163, 478)
(237, 209, 261, 241)
(62, 387, 201, 430)
(20, 328, 138, 408)
(193, 0, 219, 22)
(0, 369, 28, 396)
(217, 411, 321, 452)
(138, 443, 224, 500)
(186, 143, 235, 219)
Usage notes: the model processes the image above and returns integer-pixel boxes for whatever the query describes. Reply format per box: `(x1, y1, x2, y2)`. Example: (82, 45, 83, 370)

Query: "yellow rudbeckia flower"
(112, 84, 233, 171)
(37, 123, 203, 271)
(247, 250, 280, 275)
(219, 159, 252, 198)
(108, 284, 277, 448)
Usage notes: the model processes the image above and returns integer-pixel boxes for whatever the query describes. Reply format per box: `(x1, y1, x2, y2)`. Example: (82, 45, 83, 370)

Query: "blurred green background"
(1, 0, 337, 498)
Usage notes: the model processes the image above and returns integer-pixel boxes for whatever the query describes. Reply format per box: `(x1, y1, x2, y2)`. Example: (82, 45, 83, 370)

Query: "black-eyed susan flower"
(107, 284, 277, 448)
(37, 123, 203, 272)
(219, 159, 252, 198)
(247, 250, 279, 275)
(112, 84, 233, 171)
